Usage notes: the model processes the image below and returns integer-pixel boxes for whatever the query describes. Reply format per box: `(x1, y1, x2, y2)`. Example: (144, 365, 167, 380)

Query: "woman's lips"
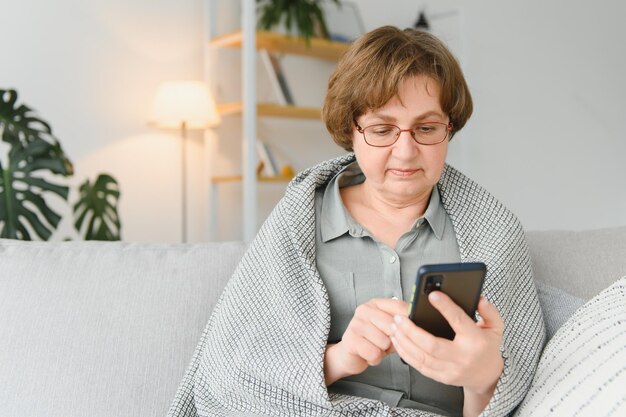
(388, 168, 420, 177)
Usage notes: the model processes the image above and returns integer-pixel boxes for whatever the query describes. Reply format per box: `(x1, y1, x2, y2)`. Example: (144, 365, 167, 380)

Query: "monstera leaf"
(0, 89, 74, 240)
(73, 174, 121, 241)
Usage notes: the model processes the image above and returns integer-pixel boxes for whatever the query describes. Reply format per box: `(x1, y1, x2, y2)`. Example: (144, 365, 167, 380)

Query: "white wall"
(4, 0, 625, 242)
(1, 0, 207, 242)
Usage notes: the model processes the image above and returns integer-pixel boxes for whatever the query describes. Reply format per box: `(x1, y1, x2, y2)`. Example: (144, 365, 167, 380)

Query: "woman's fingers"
(369, 298, 410, 327)
(351, 312, 392, 352)
(475, 297, 504, 332)
(392, 314, 452, 359)
(342, 298, 406, 366)
(391, 323, 456, 382)
(356, 300, 402, 336)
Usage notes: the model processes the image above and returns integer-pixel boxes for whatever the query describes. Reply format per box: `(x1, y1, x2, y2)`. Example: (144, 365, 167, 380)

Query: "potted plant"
(0, 89, 122, 241)
(256, 0, 341, 43)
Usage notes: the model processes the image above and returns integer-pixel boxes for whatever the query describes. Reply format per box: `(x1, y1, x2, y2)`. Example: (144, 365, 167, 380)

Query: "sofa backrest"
(526, 227, 626, 300)
(0, 239, 247, 417)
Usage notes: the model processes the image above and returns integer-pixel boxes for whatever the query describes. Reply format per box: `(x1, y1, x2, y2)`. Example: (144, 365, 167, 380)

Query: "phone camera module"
(424, 275, 444, 294)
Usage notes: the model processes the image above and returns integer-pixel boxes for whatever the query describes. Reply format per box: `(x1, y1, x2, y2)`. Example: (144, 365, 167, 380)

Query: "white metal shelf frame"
(205, 0, 258, 242)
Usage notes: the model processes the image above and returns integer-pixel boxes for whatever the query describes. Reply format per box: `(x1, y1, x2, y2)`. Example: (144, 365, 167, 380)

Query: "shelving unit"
(209, 1, 349, 241)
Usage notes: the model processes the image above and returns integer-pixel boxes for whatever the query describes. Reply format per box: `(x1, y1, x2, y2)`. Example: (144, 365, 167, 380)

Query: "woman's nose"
(392, 130, 420, 157)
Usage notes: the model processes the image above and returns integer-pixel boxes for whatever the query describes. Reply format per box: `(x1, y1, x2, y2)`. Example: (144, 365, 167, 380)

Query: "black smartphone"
(408, 262, 486, 340)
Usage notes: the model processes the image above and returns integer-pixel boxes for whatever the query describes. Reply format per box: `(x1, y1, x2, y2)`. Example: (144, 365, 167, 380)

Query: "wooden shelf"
(211, 31, 349, 61)
(217, 102, 321, 119)
(211, 174, 293, 184)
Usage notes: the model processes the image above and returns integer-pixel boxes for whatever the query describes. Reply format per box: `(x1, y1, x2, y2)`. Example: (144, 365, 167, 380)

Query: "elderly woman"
(169, 26, 545, 417)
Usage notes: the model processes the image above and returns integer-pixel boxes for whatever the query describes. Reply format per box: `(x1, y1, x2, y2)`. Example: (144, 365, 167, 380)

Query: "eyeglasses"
(355, 121, 453, 147)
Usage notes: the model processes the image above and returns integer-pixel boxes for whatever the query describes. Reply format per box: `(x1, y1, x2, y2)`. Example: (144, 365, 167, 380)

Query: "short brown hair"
(322, 26, 473, 151)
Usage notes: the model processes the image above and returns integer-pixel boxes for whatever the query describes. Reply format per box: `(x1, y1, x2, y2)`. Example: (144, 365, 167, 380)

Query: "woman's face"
(353, 75, 449, 205)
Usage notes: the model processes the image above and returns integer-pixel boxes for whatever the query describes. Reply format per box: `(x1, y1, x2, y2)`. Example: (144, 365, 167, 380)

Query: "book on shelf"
(256, 140, 279, 176)
(259, 49, 295, 105)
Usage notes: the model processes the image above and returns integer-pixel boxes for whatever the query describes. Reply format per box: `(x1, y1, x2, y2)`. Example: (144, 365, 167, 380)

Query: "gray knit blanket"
(168, 154, 545, 417)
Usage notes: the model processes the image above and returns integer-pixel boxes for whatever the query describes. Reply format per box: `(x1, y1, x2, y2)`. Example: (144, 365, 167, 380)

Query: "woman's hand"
(324, 298, 406, 386)
(388, 293, 504, 417)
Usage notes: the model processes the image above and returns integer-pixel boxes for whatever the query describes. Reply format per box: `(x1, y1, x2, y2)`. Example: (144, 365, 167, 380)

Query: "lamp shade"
(150, 80, 221, 129)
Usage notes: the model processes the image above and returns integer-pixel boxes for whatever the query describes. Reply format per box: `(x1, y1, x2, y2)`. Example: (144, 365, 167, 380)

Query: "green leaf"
(21, 190, 63, 228)
(17, 202, 52, 240)
(21, 176, 69, 198)
(0, 89, 73, 240)
(0, 90, 54, 148)
(73, 173, 122, 241)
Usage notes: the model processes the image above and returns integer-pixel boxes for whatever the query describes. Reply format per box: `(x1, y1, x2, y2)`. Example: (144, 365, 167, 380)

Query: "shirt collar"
(320, 161, 447, 242)
(421, 185, 446, 240)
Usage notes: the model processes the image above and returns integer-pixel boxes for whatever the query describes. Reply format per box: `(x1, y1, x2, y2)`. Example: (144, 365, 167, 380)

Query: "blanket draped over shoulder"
(168, 154, 545, 417)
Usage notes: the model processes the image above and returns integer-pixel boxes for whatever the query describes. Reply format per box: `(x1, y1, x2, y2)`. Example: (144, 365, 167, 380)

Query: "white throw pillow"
(514, 276, 626, 417)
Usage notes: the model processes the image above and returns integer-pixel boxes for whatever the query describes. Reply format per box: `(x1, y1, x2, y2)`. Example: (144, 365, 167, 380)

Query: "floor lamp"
(150, 81, 220, 243)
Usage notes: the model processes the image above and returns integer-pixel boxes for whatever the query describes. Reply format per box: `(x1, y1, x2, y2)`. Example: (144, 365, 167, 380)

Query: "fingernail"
(391, 336, 397, 346)
(394, 314, 402, 324)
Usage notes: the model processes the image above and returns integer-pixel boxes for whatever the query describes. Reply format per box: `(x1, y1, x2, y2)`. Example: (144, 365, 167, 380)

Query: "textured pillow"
(535, 281, 585, 340)
(514, 276, 626, 417)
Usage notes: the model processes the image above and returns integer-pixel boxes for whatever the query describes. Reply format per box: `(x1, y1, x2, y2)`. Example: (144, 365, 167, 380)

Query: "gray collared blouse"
(315, 161, 464, 416)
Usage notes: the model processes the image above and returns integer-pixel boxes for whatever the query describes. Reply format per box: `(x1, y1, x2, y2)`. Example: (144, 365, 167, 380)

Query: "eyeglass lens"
(363, 123, 449, 146)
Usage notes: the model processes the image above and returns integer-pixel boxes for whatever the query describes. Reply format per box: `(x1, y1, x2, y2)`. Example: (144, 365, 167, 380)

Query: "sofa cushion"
(514, 276, 626, 417)
(0, 239, 246, 417)
(534, 281, 585, 340)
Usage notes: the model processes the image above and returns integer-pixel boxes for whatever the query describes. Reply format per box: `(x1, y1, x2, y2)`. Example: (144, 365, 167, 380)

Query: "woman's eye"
(416, 124, 436, 134)
(371, 126, 394, 135)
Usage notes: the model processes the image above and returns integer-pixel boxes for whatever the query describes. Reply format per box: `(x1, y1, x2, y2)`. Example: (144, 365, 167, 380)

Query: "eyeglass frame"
(354, 120, 453, 147)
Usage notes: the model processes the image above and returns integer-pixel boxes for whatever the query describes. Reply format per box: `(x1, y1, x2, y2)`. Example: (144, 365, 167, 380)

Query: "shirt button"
(389, 255, 396, 263)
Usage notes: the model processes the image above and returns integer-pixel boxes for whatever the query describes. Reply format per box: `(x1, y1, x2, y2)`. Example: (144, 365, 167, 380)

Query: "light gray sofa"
(1, 228, 625, 417)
